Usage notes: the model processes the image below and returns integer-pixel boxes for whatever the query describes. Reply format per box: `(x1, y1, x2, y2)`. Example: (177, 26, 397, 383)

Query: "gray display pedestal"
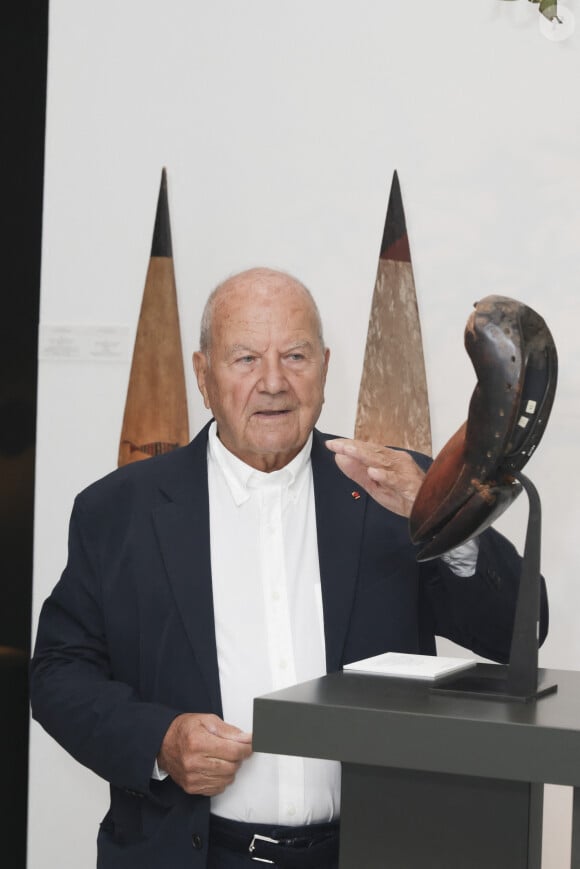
(253, 664, 580, 868)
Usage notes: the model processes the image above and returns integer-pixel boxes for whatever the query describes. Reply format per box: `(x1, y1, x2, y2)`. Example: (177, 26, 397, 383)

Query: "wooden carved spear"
(355, 171, 432, 456)
(118, 169, 189, 466)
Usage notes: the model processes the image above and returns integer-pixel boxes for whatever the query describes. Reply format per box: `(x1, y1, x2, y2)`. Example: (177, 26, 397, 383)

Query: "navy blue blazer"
(31, 423, 547, 869)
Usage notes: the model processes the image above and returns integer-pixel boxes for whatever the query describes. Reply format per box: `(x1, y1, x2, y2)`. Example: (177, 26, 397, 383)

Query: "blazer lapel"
(151, 425, 366, 702)
(312, 430, 367, 672)
(152, 425, 222, 715)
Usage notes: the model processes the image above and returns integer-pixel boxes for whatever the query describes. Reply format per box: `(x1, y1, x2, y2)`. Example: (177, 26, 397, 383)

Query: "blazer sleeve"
(401, 446, 548, 663)
(30, 496, 182, 795)
(418, 525, 548, 663)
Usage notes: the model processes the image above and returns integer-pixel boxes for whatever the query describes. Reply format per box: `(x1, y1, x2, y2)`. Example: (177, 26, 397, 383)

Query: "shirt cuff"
(440, 538, 480, 577)
(152, 759, 168, 781)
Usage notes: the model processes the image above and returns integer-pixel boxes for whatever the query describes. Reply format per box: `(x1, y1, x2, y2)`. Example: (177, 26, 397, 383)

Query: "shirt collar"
(208, 420, 313, 506)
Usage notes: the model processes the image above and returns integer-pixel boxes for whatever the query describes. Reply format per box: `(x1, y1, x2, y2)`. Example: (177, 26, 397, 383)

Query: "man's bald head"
(198, 267, 325, 356)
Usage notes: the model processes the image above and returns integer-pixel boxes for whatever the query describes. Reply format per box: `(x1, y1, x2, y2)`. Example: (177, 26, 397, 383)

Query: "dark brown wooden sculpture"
(355, 171, 432, 455)
(410, 295, 558, 561)
(118, 169, 189, 466)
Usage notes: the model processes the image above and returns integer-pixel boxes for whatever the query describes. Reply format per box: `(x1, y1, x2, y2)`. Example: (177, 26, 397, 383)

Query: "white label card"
(39, 324, 130, 362)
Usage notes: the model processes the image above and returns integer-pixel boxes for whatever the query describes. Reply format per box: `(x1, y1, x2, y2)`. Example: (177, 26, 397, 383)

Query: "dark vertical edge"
(572, 787, 580, 868)
(150, 167, 173, 258)
(1, 3, 49, 867)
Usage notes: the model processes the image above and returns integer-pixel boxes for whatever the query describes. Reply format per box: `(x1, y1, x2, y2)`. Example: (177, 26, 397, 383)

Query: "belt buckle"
(249, 832, 279, 863)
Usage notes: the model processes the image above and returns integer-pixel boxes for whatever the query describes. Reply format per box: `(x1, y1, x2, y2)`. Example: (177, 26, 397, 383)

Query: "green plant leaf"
(539, 0, 559, 20)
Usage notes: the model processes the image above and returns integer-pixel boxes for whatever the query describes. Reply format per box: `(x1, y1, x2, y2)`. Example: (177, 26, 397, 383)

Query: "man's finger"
(326, 438, 397, 469)
(202, 716, 252, 743)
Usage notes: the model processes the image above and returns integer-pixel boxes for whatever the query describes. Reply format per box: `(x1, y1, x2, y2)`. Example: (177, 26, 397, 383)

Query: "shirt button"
(272, 590, 280, 602)
(287, 805, 296, 817)
(279, 659, 288, 670)
(191, 833, 203, 850)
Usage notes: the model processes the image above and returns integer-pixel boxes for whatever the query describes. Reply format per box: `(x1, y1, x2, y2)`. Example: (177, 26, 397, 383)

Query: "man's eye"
(287, 353, 305, 361)
(237, 356, 255, 364)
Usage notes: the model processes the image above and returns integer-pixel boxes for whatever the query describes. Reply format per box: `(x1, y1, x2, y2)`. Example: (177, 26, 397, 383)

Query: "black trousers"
(207, 815, 340, 869)
(207, 842, 339, 868)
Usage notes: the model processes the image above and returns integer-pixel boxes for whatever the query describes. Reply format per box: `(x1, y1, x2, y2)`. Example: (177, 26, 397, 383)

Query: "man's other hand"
(157, 713, 253, 795)
(325, 438, 425, 518)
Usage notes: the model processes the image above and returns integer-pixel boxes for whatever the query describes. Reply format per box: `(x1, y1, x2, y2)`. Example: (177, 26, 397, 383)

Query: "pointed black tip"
(150, 168, 173, 257)
(380, 170, 410, 261)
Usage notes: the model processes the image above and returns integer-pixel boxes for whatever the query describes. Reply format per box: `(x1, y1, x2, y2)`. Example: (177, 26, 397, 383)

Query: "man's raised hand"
(325, 438, 425, 518)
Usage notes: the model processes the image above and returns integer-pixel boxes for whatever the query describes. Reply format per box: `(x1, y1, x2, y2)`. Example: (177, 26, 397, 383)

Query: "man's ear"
(193, 351, 211, 410)
(322, 347, 330, 386)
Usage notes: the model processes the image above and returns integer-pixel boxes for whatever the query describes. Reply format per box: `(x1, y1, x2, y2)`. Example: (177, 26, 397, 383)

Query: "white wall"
(29, 2, 580, 866)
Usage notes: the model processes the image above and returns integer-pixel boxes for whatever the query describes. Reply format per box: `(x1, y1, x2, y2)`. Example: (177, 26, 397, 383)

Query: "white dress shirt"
(208, 422, 340, 825)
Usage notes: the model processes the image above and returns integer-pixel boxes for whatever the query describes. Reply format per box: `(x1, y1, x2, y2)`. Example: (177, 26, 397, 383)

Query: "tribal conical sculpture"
(118, 169, 189, 466)
(355, 171, 431, 455)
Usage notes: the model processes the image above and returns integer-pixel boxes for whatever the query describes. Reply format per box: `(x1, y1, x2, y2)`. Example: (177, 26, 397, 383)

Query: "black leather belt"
(209, 815, 339, 867)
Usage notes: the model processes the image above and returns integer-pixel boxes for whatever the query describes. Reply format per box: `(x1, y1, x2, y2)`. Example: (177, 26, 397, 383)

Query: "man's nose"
(258, 357, 288, 393)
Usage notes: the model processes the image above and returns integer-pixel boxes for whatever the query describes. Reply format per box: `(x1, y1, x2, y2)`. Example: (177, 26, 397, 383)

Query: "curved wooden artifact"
(410, 295, 558, 560)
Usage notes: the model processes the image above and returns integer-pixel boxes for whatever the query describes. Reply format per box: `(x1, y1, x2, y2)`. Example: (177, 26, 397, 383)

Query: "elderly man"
(31, 267, 546, 869)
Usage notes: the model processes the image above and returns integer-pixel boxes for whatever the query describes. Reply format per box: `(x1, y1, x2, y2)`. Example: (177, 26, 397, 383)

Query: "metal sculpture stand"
(432, 471, 557, 702)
